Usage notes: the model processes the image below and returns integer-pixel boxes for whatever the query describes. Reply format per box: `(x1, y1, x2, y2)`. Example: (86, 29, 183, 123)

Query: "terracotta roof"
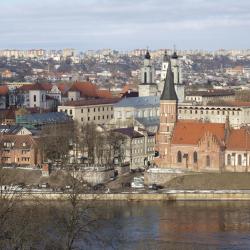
(172, 121, 225, 145)
(62, 98, 120, 107)
(18, 83, 46, 91)
(96, 89, 113, 98)
(68, 82, 97, 97)
(227, 128, 250, 151)
(68, 82, 113, 98)
(0, 85, 9, 95)
(56, 83, 69, 93)
(40, 83, 53, 91)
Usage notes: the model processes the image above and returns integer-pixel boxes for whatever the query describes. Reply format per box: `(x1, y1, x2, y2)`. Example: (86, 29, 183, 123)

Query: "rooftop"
(115, 96, 160, 108)
(61, 98, 120, 107)
(227, 128, 250, 151)
(172, 121, 225, 145)
(186, 89, 235, 97)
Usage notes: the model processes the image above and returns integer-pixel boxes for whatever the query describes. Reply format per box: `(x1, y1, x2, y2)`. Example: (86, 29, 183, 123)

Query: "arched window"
(193, 152, 198, 163)
(206, 155, 210, 167)
(144, 72, 147, 84)
(227, 154, 231, 166)
(177, 151, 182, 163)
(238, 155, 242, 166)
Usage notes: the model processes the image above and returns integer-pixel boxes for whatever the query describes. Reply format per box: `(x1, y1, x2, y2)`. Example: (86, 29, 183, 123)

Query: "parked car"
(148, 184, 163, 190)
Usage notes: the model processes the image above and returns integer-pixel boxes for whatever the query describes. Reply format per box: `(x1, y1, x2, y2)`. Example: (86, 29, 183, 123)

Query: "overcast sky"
(0, 0, 250, 51)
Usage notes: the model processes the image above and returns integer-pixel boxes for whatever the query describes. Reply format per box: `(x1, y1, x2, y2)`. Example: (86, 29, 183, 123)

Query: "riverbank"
(15, 190, 250, 201)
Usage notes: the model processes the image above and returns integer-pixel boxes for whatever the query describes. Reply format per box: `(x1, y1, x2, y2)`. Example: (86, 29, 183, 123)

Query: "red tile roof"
(18, 83, 46, 91)
(172, 121, 225, 145)
(68, 82, 113, 98)
(96, 89, 113, 99)
(227, 128, 250, 151)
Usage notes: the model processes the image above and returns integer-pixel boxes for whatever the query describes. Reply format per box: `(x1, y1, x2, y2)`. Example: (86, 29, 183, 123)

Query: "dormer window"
(22, 142, 26, 147)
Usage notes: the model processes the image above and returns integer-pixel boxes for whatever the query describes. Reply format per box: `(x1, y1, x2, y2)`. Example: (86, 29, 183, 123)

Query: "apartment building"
(113, 127, 155, 169)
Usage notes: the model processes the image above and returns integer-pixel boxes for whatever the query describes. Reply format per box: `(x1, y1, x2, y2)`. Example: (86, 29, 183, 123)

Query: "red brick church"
(156, 58, 250, 172)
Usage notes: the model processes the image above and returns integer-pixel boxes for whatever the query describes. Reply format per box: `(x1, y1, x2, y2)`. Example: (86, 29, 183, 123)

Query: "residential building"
(0, 134, 42, 166)
(113, 127, 155, 169)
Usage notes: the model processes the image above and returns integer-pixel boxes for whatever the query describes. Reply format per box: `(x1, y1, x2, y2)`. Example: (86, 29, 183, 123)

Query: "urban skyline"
(1, 0, 250, 50)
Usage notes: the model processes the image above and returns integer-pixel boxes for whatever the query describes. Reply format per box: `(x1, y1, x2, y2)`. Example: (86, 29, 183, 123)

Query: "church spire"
(160, 58, 178, 101)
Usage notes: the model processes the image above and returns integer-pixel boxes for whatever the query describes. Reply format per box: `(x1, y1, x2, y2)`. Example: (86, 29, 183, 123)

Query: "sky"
(0, 0, 250, 51)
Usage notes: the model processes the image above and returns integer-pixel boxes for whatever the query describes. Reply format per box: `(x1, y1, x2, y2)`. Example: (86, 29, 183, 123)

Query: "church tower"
(171, 51, 185, 102)
(158, 57, 178, 166)
(138, 50, 157, 97)
(159, 50, 185, 102)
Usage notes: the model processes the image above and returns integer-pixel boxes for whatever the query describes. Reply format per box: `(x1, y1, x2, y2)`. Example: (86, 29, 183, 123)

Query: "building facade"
(58, 99, 119, 125)
(114, 127, 155, 169)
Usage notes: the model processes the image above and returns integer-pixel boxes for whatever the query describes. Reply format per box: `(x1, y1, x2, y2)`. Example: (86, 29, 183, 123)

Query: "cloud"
(0, 0, 250, 50)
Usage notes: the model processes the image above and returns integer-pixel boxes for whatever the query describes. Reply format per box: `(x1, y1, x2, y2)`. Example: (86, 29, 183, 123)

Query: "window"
(227, 154, 231, 165)
(81, 109, 83, 113)
(81, 117, 83, 122)
(88, 108, 90, 112)
(69, 110, 72, 115)
(206, 155, 210, 167)
(94, 108, 96, 112)
(93, 116, 95, 120)
(98, 108, 100, 112)
(177, 151, 182, 163)
(238, 155, 242, 166)
(193, 152, 198, 163)
(103, 107, 104, 111)
(144, 72, 147, 83)
(33, 95, 36, 102)
(88, 117, 90, 121)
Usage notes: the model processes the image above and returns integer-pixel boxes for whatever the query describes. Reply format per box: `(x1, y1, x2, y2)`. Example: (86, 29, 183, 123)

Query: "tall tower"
(158, 57, 178, 166)
(139, 50, 157, 97)
(171, 51, 185, 102)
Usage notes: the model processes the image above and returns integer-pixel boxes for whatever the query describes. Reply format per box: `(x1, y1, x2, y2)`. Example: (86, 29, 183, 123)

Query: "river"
(86, 201, 250, 250)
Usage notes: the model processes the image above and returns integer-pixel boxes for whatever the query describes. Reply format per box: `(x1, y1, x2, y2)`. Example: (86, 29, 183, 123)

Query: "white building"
(58, 98, 119, 125)
(138, 51, 158, 97)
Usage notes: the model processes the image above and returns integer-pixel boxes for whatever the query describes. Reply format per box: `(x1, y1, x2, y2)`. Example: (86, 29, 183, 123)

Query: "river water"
(87, 201, 250, 250)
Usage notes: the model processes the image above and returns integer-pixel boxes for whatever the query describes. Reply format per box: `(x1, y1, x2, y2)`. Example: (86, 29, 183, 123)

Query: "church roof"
(227, 128, 250, 151)
(114, 96, 160, 109)
(172, 121, 225, 145)
(160, 59, 178, 101)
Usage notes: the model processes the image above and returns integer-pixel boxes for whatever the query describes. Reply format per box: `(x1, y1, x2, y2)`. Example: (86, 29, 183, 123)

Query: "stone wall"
(74, 169, 114, 185)
(144, 169, 187, 185)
